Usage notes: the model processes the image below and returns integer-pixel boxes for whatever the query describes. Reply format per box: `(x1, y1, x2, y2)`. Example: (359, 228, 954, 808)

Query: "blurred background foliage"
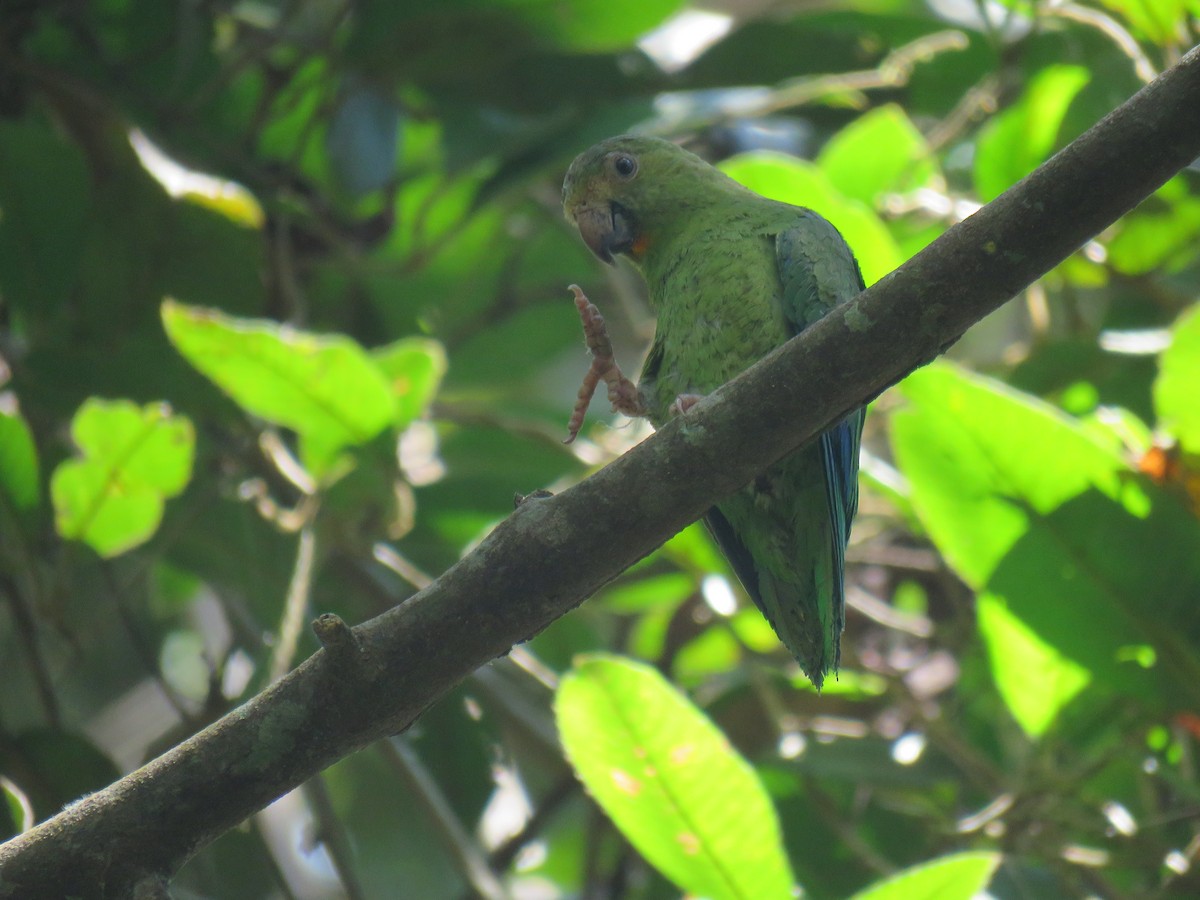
(2, 0, 1200, 897)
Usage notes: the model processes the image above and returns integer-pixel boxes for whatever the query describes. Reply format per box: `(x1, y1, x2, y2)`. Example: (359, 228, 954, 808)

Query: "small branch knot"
(312, 613, 370, 678)
(514, 488, 554, 508)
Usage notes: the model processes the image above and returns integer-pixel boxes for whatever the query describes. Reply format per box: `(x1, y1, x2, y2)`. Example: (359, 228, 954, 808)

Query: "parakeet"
(561, 135, 865, 689)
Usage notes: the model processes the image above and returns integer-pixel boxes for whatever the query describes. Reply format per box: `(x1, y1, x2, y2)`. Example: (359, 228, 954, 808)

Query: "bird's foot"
(669, 393, 705, 417)
(564, 284, 647, 444)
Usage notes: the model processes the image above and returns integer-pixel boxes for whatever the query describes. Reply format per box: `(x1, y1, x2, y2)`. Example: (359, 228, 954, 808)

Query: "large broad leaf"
(720, 153, 903, 285)
(556, 655, 795, 900)
(51, 399, 194, 557)
(1155, 304, 1200, 454)
(973, 594, 1091, 737)
(0, 408, 39, 511)
(162, 301, 397, 475)
(892, 363, 1200, 734)
(849, 852, 1002, 900)
(973, 65, 1090, 202)
(817, 104, 938, 206)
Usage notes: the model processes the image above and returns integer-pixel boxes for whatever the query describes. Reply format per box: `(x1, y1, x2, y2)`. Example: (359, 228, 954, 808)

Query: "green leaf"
(1, 776, 33, 837)
(556, 655, 795, 900)
(51, 399, 194, 558)
(520, 0, 687, 52)
(973, 65, 1090, 201)
(0, 407, 39, 510)
(1155, 305, 1200, 454)
(1107, 178, 1200, 275)
(788, 668, 888, 698)
(892, 363, 1200, 729)
(721, 152, 903, 285)
(162, 300, 396, 461)
(371, 337, 447, 429)
(672, 627, 742, 682)
(893, 363, 1124, 586)
(818, 104, 938, 205)
(599, 571, 696, 613)
(975, 593, 1091, 737)
(1095, 0, 1189, 44)
(849, 851, 1002, 900)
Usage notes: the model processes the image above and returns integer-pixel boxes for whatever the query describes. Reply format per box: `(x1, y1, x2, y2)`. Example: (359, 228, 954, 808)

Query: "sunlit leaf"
(729, 606, 780, 654)
(849, 851, 1002, 900)
(976, 593, 1091, 737)
(818, 104, 938, 205)
(974, 65, 1090, 201)
(721, 153, 903, 285)
(371, 337, 447, 429)
(0, 407, 39, 511)
(51, 399, 194, 557)
(672, 626, 742, 682)
(894, 364, 1127, 584)
(556, 655, 795, 900)
(660, 520, 731, 576)
(162, 300, 396, 472)
(626, 604, 675, 661)
(789, 668, 888, 697)
(892, 363, 1200, 727)
(1095, 0, 1189, 43)
(599, 571, 696, 613)
(1155, 305, 1200, 454)
(520, 0, 687, 52)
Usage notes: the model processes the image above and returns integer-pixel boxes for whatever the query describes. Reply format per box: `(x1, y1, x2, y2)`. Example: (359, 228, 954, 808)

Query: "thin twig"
(373, 542, 434, 591)
(1045, 1, 1158, 83)
(303, 774, 368, 900)
(269, 526, 317, 682)
(379, 738, 510, 900)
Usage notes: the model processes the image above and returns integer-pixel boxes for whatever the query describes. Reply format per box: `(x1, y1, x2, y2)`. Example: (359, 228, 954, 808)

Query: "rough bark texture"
(3, 43, 1200, 899)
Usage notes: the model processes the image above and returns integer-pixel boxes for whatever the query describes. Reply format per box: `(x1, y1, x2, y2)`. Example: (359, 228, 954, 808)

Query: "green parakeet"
(562, 135, 865, 689)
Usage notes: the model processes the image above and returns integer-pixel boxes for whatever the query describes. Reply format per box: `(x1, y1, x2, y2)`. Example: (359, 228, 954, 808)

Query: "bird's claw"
(563, 284, 646, 444)
(669, 393, 704, 417)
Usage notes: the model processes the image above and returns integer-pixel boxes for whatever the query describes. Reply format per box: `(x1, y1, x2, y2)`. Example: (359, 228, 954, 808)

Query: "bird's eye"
(612, 154, 637, 179)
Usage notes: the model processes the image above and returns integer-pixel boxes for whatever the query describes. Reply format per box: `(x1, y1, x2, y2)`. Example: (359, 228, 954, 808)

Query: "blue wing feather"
(776, 212, 866, 670)
(819, 411, 865, 661)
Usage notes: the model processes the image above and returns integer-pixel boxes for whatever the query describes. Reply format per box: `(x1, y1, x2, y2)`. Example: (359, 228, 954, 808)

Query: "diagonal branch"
(3, 42, 1200, 900)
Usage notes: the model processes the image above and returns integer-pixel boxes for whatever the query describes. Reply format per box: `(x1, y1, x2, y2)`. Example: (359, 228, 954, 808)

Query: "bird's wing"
(775, 211, 866, 661)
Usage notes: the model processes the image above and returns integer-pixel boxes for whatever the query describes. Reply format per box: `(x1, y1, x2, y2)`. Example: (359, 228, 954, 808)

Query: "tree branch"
(3, 43, 1200, 899)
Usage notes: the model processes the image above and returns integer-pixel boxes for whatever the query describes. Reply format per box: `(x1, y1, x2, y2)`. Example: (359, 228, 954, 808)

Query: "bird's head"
(562, 135, 733, 266)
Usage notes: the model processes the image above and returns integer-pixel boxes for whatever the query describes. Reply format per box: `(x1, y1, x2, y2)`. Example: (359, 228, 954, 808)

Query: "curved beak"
(570, 202, 635, 265)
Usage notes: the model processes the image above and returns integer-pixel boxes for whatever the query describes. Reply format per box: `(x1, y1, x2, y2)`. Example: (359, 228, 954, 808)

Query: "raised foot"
(563, 284, 647, 444)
